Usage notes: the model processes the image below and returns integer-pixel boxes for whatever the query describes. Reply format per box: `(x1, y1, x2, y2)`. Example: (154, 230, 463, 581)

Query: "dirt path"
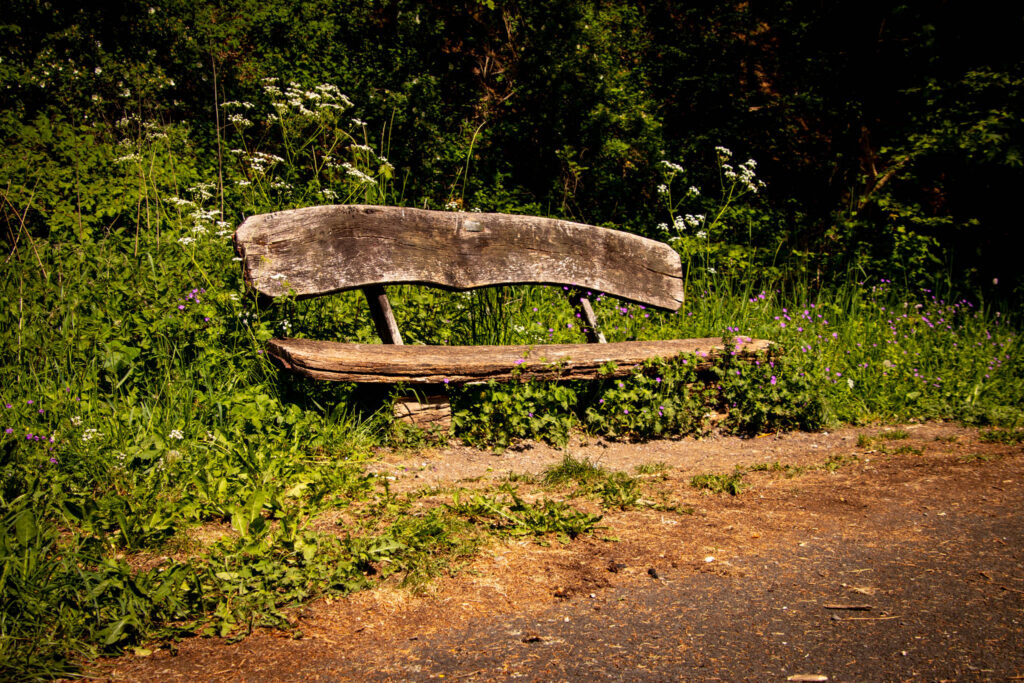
(99, 422, 1024, 681)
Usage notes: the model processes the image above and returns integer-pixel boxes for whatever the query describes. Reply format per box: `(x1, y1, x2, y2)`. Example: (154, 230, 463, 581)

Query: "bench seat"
(267, 337, 773, 384)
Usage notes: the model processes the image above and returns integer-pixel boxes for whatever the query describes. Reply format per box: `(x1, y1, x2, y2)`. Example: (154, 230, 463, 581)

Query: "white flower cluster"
(168, 429, 184, 440)
(671, 214, 704, 232)
(248, 151, 285, 173)
(660, 160, 684, 174)
(164, 186, 231, 247)
(82, 428, 102, 442)
(263, 78, 353, 118)
(190, 182, 215, 201)
(342, 162, 375, 185)
(721, 158, 764, 193)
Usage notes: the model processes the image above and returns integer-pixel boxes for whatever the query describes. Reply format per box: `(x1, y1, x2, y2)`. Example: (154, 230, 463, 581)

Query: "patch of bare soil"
(94, 422, 1024, 681)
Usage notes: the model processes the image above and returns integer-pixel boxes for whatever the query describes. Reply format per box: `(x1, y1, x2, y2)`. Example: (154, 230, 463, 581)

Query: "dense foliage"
(1, 1, 1022, 678)
(3, 0, 1023, 294)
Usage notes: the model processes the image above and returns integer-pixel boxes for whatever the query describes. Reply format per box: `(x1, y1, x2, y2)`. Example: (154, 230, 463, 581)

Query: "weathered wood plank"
(234, 205, 684, 311)
(266, 337, 772, 384)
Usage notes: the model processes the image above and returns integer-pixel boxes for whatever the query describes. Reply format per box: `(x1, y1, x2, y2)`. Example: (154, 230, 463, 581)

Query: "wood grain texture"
(393, 395, 451, 429)
(266, 337, 773, 384)
(234, 205, 684, 310)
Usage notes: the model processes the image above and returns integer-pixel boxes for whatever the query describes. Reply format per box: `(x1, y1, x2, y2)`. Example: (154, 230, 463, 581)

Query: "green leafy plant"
(690, 471, 746, 495)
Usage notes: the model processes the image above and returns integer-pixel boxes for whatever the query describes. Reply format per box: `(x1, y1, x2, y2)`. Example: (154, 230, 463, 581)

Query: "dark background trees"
(3, 0, 1022, 296)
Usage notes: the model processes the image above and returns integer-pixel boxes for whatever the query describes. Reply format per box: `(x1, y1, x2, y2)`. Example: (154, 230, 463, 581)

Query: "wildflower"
(4, 428, 11, 434)
(169, 429, 184, 440)
(770, 376, 777, 385)
(714, 145, 732, 158)
(657, 184, 669, 195)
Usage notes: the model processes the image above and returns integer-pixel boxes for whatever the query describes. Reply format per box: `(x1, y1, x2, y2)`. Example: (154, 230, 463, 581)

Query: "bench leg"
(393, 394, 451, 431)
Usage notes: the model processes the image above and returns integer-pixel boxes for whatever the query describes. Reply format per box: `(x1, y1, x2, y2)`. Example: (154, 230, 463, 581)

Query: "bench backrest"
(234, 205, 684, 311)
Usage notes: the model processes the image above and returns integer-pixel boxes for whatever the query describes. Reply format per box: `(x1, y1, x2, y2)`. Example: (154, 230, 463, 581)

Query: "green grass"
(978, 428, 1024, 444)
(542, 454, 607, 487)
(690, 471, 747, 495)
(635, 462, 671, 476)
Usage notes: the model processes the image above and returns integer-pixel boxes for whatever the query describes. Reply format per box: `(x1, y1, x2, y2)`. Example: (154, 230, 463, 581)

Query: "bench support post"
(363, 285, 404, 345)
(569, 291, 607, 344)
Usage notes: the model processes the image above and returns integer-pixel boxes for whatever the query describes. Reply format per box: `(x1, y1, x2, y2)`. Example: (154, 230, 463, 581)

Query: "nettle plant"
(657, 146, 766, 280)
(222, 79, 396, 213)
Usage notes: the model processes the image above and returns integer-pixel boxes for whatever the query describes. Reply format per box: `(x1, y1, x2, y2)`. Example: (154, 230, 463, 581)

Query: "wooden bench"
(234, 205, 771, 424)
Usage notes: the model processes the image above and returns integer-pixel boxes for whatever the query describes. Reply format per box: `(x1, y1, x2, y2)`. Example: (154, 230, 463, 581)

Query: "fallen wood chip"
(787, 675, 829, 682)
(823, 604, 872, 610)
